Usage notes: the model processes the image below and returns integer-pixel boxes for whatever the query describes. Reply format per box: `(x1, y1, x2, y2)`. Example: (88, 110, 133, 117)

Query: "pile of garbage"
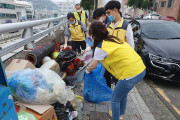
(4, 41, 93, 120)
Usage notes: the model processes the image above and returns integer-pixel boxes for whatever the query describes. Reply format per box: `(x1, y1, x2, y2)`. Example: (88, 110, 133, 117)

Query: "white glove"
(63, 44, 67, 48)
(85, 46, 91, 52)
(86, 69, 90, 74)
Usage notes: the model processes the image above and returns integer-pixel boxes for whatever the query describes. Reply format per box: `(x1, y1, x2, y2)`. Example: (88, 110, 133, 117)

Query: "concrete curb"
(130, 87, 155, 120)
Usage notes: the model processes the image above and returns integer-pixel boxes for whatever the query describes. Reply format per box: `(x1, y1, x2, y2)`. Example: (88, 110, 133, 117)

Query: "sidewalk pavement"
(73, 81, 156, 120)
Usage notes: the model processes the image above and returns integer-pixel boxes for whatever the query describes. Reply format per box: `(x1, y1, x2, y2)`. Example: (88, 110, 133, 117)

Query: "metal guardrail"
(0, 16, 67, 57)
(0, 33, 22, 42)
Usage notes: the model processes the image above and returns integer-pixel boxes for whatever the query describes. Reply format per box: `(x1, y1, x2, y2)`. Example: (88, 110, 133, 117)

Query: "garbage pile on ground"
(1, 41, 93, 120)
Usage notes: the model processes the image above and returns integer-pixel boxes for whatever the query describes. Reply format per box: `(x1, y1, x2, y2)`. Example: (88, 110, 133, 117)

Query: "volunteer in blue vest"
(74, 3, 90, 28)
(93, 7, 110, 25)
(64, 13, 89, 55)
(86, 21, 146, 120)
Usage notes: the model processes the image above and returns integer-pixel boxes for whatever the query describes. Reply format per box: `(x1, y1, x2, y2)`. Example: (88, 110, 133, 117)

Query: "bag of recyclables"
(8, 68, 73, 104)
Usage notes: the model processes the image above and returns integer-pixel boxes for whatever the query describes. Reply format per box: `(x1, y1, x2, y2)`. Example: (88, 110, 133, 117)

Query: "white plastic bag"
(42, 56, 52, 64)
(41, 60, 60, 73)
(8, 68, 73, 104)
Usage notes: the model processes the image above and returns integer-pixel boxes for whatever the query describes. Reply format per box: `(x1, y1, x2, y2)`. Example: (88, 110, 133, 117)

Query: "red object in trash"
(65, 63, 77, 76)
(63, 46, 72, 51)
(56, 42, 60, 51)
(74, 58, 80, 62)
(15, 105, 20, 113)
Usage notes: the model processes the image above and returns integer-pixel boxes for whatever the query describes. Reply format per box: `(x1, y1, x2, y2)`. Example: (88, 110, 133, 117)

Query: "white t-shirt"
(94, 48, 108, 60)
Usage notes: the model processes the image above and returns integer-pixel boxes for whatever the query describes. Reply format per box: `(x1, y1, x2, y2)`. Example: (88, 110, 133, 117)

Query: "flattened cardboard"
(15, 102, 57, 120)
(15, 102, 52, 114)
(5, 59, 36, 78)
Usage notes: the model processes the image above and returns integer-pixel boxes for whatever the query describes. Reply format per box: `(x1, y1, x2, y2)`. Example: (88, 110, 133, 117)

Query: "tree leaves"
(80, 0, 94, 11)
(127, 0, 153, 9)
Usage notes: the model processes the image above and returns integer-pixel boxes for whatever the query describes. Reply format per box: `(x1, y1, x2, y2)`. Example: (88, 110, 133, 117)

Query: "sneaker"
(109, 110, 123, 120)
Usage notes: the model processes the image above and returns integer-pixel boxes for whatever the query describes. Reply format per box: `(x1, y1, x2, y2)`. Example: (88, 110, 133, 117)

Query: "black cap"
(67, 13, 75, 20)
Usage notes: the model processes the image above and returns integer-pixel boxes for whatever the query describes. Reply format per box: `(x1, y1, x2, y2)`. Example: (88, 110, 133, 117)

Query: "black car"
(130, 20, 180, 82)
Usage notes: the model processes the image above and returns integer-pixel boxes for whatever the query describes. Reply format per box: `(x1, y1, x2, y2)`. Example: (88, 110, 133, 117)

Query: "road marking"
(156, 88, 171, 103)
(172, 105, 180, 115)
(151, 80, 180, 115)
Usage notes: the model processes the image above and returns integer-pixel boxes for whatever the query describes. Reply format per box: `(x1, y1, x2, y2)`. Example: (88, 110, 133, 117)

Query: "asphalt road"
(136, 77, 180, 120)
(147, 77, 180, 119)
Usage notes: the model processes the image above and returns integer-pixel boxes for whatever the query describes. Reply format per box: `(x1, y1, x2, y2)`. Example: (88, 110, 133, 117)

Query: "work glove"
(85, 46, 91, 52)
(63, 44, 67, 49)
(86, 69, 90, 74)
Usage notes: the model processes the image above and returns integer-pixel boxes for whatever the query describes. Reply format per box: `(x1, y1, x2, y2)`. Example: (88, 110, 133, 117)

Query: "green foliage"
(142, 1, 149, 9)
(80, 0, 94, 11)
(128, 0, 134, 7)
(127, 0, 153, 9)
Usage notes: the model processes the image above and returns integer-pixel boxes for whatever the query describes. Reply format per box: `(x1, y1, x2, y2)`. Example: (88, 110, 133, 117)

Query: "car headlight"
(149, 53, 173, 63)
(149, 53, 180, 71)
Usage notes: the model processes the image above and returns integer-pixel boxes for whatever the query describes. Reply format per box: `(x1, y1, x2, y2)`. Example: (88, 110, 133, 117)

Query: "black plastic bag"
(56, 50, 76, 63)
(52, 102, 77, 120)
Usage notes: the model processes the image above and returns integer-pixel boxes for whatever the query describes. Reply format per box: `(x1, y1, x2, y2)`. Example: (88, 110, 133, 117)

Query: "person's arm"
(65, 37, 68, 45)
(81, 21, 89, 37)
(87, 59, 99, 72)
(64, 24, 70, 47)
(126, 24, 135, 49)
(86, 48, 108, 73)
(86, 19, 90, 28)
(85, 12, 90, 28)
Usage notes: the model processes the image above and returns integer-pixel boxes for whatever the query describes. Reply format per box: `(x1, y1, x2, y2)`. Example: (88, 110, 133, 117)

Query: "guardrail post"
(48, 22, 55, 37)
(22, 27, 37, 50)
(59, 19, 64, 30)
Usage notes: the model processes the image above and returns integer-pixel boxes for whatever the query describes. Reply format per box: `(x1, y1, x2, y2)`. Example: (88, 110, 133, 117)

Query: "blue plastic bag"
(85, 37, 94, 46)
(83, 63, 112, 103)
(8, 69, 51, 102)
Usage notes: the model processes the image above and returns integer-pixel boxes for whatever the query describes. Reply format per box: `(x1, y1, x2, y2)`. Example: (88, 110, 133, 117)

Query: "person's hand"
(86, 36, 93, 41)
(86, 69, 90, 74)
(85, 46, 91, 52)
(63, 44, 67, 49)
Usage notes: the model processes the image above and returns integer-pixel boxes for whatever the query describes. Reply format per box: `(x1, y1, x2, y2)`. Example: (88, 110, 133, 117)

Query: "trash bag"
(42, 56, 52, 64)
(41, 60, 60, 73)
(52, 101, 78, 120)
(17, 106, 37, 120)
(85, 37, 94, 46)
(56, 50, 76, 72)
(83, 51, 93, 64)
(56, 50, 76, 64)
(83, 62, 112, 103)
(8, 68, 73, 104)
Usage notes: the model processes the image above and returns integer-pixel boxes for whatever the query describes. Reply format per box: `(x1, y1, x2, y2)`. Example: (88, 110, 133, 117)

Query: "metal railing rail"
(0, 16, 67, 57)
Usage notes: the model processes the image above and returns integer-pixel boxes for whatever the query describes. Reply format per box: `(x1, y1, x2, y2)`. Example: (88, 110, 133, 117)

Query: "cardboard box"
(5, 59, 36, 78)
(15, 102, 57, 120)
(0, 85, 18, 120)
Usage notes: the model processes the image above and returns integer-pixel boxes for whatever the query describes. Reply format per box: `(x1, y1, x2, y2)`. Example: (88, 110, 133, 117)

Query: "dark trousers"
(71, 41, 86, 53)
(104, 70, 118, 88)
